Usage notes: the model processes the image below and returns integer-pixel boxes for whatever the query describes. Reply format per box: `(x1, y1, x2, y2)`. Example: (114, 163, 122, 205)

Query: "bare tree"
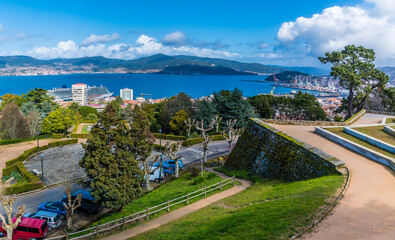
(26, 110, 42, 137)
(0, 197, 25, 240)
(195, 119, 214, 137)
(202, 135, 214, 164)
(163, 140, 183, 177)
(63, 183, 82, 230)
(0, 103, 29, 140)
(184, 118, 195, 137)
(211, 115, 223, 132)
(222, 119, 243, 155)
(142, 155, 161, 191)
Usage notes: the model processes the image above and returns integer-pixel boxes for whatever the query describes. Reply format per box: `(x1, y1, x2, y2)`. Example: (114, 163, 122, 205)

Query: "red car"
(0, 217, 48, 240)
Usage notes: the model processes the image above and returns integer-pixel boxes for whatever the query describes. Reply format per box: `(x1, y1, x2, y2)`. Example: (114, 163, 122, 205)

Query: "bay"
(0, 73, 315, 98)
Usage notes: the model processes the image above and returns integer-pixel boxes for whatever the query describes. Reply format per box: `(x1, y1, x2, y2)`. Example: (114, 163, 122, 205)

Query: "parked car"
(61, 190, 103, 214)
(144, 166, 165, 182)
(23, 211, 61, 231)
(38, 201, 67, 219)
(0, 217, 48, 239)
(165, 159, 184, 170)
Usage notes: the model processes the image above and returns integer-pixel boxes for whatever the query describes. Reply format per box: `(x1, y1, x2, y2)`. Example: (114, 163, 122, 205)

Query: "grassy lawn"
(132, 171, 344, 240)
(386, 118, 395, 124)
(81, 125, 91, 134)
(93, 172, 232, 226)
(326, 127, 395, 159)
(353, 126, 395, 146)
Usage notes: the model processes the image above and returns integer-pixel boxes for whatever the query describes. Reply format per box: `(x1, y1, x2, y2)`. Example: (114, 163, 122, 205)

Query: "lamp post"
(36, 130, 40, 154)
(40, 154, 44, 181)
(159, 129, 163, 184)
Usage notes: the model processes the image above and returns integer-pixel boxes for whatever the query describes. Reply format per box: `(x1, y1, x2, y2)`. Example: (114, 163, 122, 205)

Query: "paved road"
(2, 141, 230, 216)
(270, 116, 395, 240)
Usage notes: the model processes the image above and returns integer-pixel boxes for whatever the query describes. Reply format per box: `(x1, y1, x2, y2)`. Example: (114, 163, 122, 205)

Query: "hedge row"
(5, 181, 43, 195)
(81, 120, 97, 124)
(51, 133, 64, 139)
(70, 133, 92, 139)
(152, 133, 186, 141)
(183, 134, 226, 146)
(0, 135, 46, 146)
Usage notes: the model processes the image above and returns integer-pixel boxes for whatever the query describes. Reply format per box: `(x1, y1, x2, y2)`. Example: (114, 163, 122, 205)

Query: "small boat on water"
(290, 90, 297, 94)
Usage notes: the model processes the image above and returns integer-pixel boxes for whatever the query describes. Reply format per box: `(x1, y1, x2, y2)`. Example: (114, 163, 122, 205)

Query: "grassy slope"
(132, 174, 344, 240)
(94, 172, 230, 226)
(386, 118, 395, 124)
(81, 125, 90, 134)
(326, 127, 395, 159)
(353, 126, 395, 145)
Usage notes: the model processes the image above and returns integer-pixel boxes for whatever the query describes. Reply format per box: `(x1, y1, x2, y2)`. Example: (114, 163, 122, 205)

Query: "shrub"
(193, 176, 204, 185)
(206, 172, 217, 179)
(183, 137, 204, 146)
(0, 135, 46, 146)
(70, 133, 92, 139)
(5, 181, 43, 195)
(188, 167, 200, 178)
(80, 120, 97, 124)
(152, 133, 186, 141)
(51, 133, 63, 139)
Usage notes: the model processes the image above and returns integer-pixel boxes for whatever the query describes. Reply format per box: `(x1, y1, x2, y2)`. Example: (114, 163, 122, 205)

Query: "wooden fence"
(46, 176, 236, 240)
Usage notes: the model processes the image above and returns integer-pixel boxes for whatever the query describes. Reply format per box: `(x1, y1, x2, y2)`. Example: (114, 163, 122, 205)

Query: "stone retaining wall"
(225, 118, 344, 181)
(384, 126, 395, 137)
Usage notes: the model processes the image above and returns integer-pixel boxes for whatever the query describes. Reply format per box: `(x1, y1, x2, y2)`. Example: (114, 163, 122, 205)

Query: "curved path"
(270, 114, 395, 240)
(101, 171, 251, 240)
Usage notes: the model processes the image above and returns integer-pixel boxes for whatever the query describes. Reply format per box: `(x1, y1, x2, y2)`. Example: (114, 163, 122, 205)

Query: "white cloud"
(276, 0, 395, 65)
(161, 31, 187, 47)
(81, 32, 120, 46)
(23, 34, 240, 60)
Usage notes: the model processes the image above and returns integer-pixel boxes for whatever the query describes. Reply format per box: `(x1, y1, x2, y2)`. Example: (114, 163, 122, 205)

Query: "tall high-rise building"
(72, 83, 88, 106)
(120, 88, 133, 100)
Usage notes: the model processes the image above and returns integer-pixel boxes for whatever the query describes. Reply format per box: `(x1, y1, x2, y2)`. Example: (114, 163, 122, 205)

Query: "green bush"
(5, 181, 43, 195)
(51, 133, 63, 139)
(3, 165, 19, 177)
(70, 133, 92, 139)
(188, 167, 200, 178)
(152, 133, 186, 141)
(183, 137, 204, 146)
(17, 163, 41, 182)
(0, 135, 46, 146)
(193, 176, 204, 185)
(206, 172, 217, 179)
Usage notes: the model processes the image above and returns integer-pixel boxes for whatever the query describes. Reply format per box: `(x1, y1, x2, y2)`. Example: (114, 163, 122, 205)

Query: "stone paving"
(24, 144, 86, 185)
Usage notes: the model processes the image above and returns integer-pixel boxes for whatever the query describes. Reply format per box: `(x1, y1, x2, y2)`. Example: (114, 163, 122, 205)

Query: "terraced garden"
(353, 126, 395, 145)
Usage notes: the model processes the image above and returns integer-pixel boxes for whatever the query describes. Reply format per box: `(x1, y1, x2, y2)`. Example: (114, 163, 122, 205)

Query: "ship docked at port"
(48, 85, 113, 101)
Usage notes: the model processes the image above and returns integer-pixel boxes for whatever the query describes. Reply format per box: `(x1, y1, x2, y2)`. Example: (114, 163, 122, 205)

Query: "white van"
(143, 166, 164, 182)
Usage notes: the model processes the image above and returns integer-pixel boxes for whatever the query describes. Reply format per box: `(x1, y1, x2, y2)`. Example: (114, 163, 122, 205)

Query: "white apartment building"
(72, 83, 88, 106)
(120, 88, 133, 100)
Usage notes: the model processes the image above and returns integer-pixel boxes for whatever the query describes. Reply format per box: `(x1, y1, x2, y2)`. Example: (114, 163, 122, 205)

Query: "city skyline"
(2, 0, 395, 67)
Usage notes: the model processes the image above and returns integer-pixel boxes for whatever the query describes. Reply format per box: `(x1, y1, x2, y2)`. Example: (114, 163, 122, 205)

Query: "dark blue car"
(38, 201, 67, 219)
(61, 190, 103, 214)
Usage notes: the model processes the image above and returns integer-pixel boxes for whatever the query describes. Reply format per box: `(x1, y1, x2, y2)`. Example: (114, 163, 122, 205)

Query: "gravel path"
(271, 118, 395, 240)
(100, 171, 252, 240)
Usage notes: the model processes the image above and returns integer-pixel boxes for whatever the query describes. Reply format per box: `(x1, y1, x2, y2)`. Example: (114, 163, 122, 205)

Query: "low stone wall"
(225, 118, 344, 181)
(367, 110, 395, 116)
(261, 109, 366, 126)
(344, 127, 395, 154)
(315, 127, 395, 171)
(384, 126, 395, 137)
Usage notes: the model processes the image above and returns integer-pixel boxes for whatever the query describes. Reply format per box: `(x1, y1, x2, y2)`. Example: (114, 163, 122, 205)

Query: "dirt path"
(270, 123, 395, 240)
(101, 172, 251, 240)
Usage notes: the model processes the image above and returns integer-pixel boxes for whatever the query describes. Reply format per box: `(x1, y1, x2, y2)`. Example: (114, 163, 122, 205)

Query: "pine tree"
(80, 104, 143, 211)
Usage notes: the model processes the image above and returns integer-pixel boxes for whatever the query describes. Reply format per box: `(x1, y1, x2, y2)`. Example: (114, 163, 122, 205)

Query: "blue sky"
(2, 0, 395, 67)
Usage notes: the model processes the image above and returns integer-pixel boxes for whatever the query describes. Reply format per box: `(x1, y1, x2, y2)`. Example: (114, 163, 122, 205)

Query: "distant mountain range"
(157, 64, 256, 75)
(1, 54, 394, 78)
(265, 71, 308, 82)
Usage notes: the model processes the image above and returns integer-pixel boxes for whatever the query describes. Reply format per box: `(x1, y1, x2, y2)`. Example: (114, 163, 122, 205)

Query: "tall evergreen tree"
(80, 104, 143, 211)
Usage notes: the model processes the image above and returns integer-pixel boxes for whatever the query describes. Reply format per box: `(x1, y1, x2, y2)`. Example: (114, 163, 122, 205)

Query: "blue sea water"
(0, 73, 314, 98)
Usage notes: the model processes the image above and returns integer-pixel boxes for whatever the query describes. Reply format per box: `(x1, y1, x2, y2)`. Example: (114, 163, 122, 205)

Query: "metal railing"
(46, 176, 236, 240)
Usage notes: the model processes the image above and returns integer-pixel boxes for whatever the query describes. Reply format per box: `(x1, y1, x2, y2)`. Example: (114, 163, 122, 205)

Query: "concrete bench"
(32, 169, 41, 177)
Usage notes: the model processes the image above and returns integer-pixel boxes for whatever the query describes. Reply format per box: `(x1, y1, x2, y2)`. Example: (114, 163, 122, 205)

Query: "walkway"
(101, 171, 251, 240)
(270, 115, 395, 240)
